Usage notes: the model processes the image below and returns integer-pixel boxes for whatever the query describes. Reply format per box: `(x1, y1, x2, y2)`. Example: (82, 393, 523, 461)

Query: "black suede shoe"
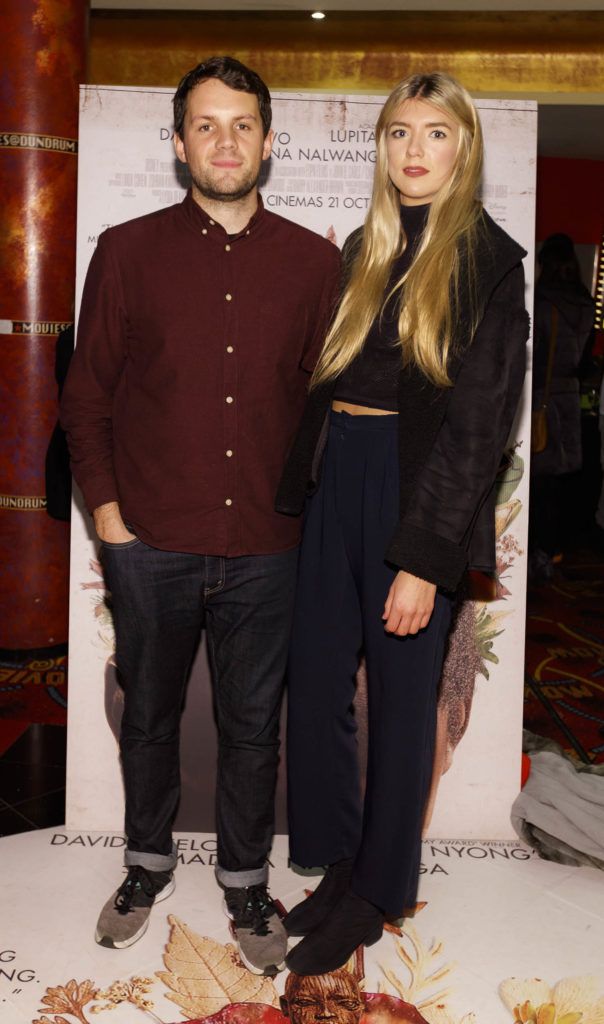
(285, 889, 384, 975)
(284, 859, 354, 937)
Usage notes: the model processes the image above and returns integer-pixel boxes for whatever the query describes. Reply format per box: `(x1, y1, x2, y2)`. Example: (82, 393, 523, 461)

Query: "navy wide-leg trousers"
(287, 411, 452, 917)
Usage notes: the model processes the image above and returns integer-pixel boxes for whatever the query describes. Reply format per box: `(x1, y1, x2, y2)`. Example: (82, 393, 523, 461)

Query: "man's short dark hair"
(173, 56, 272, 138)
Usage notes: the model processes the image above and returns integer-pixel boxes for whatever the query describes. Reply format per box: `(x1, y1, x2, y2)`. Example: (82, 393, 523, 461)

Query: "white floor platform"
(1, 830, 603, 1024)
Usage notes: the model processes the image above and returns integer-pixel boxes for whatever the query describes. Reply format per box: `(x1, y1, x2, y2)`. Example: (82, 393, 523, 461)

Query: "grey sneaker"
(223, 884, 287, 976)
(95, 865, 175, 948)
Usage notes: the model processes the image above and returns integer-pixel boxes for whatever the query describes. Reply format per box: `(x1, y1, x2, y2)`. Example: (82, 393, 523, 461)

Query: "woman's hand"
(382, 570, 436, 636)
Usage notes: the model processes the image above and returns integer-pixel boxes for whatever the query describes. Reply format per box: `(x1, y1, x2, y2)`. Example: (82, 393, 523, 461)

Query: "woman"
(276, 72, 529, 975)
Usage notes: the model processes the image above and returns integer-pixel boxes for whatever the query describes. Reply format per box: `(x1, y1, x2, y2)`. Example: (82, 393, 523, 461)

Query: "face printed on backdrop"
(281, 970, 364, 1024)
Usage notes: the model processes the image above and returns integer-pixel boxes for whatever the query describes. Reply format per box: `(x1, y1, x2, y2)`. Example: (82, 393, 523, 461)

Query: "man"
(61, 56, 340, 975)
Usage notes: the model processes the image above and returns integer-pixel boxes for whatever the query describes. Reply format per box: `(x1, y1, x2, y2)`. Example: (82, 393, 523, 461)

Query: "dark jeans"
(287, 412, 452, 917)
(101, 539, 298, 886)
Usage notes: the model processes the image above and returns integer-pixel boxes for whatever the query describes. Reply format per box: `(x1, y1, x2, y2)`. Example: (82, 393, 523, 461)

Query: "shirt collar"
(181, 188, 266, 240)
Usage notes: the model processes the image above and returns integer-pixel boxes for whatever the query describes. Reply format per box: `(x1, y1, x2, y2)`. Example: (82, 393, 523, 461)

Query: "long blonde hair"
(312, 72, 484, 390)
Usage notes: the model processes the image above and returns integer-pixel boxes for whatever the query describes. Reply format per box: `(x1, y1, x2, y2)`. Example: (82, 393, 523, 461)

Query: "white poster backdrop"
(67, 86, 536, 840)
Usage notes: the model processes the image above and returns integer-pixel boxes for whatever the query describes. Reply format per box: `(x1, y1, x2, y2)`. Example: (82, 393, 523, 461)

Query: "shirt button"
(225, 244, 231, 252)
(226, 396, 234, 404)
(209, 219, 215, 226)
(225, 293, 232, 301)
(225, 498, 232, 506)
(226, 449, 233, 457)
(226, 345, 234, 354)
(202, 228, 207, 235)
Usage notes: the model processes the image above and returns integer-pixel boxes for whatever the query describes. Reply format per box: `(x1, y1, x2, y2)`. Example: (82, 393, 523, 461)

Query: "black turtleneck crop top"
(333, 202, 430, 411)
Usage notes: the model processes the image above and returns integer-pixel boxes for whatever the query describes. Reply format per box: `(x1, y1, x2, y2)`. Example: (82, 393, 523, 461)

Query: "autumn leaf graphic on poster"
(31, 915, 477, 1023)
(33, 977, 99, 1023)
(157, 916, 281, 1018)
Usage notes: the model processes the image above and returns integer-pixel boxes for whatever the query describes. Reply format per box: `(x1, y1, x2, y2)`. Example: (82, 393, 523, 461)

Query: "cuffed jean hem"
(215, 863, 268, 889)
(125, 844, 178, 873)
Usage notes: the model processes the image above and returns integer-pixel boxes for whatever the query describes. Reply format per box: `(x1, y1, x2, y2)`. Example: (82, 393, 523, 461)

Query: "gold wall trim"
(90, 11, 604, 95)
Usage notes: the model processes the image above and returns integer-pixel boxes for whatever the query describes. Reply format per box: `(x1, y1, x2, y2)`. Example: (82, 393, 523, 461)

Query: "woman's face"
(386, 97, 461, 206)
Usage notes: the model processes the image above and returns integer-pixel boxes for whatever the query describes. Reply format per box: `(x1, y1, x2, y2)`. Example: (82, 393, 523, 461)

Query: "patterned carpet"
(524, 543, 604, 764)
(0, 644, 67, 730)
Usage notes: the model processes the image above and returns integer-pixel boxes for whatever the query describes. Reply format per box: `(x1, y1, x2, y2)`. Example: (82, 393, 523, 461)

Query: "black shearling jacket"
(275, 210, 530, 592)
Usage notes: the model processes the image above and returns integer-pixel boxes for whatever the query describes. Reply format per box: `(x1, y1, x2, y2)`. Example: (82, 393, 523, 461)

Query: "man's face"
(284, 972, 364, 1024)
(174, 77, 273, 203)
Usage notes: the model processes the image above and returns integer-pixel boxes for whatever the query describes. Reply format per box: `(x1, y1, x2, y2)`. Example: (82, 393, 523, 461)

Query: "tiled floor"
(0, 723, 66, 837)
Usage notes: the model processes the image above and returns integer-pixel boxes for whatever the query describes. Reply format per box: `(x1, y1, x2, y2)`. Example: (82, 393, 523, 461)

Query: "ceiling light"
(311, 11, 326, 19)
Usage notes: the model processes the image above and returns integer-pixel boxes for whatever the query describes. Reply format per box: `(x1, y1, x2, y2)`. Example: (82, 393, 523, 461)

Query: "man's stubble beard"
(190, 166, 261, 204)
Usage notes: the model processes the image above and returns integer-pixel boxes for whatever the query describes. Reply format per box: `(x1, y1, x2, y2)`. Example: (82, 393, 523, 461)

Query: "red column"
(0, 1, 88, 649)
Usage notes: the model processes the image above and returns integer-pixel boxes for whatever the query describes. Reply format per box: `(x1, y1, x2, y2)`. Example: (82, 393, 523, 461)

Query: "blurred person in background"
(529, 233, 595, 582)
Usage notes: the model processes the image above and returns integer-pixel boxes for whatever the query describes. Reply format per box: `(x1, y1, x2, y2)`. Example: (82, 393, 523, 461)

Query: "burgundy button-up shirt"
(61, 192, 341, 556)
